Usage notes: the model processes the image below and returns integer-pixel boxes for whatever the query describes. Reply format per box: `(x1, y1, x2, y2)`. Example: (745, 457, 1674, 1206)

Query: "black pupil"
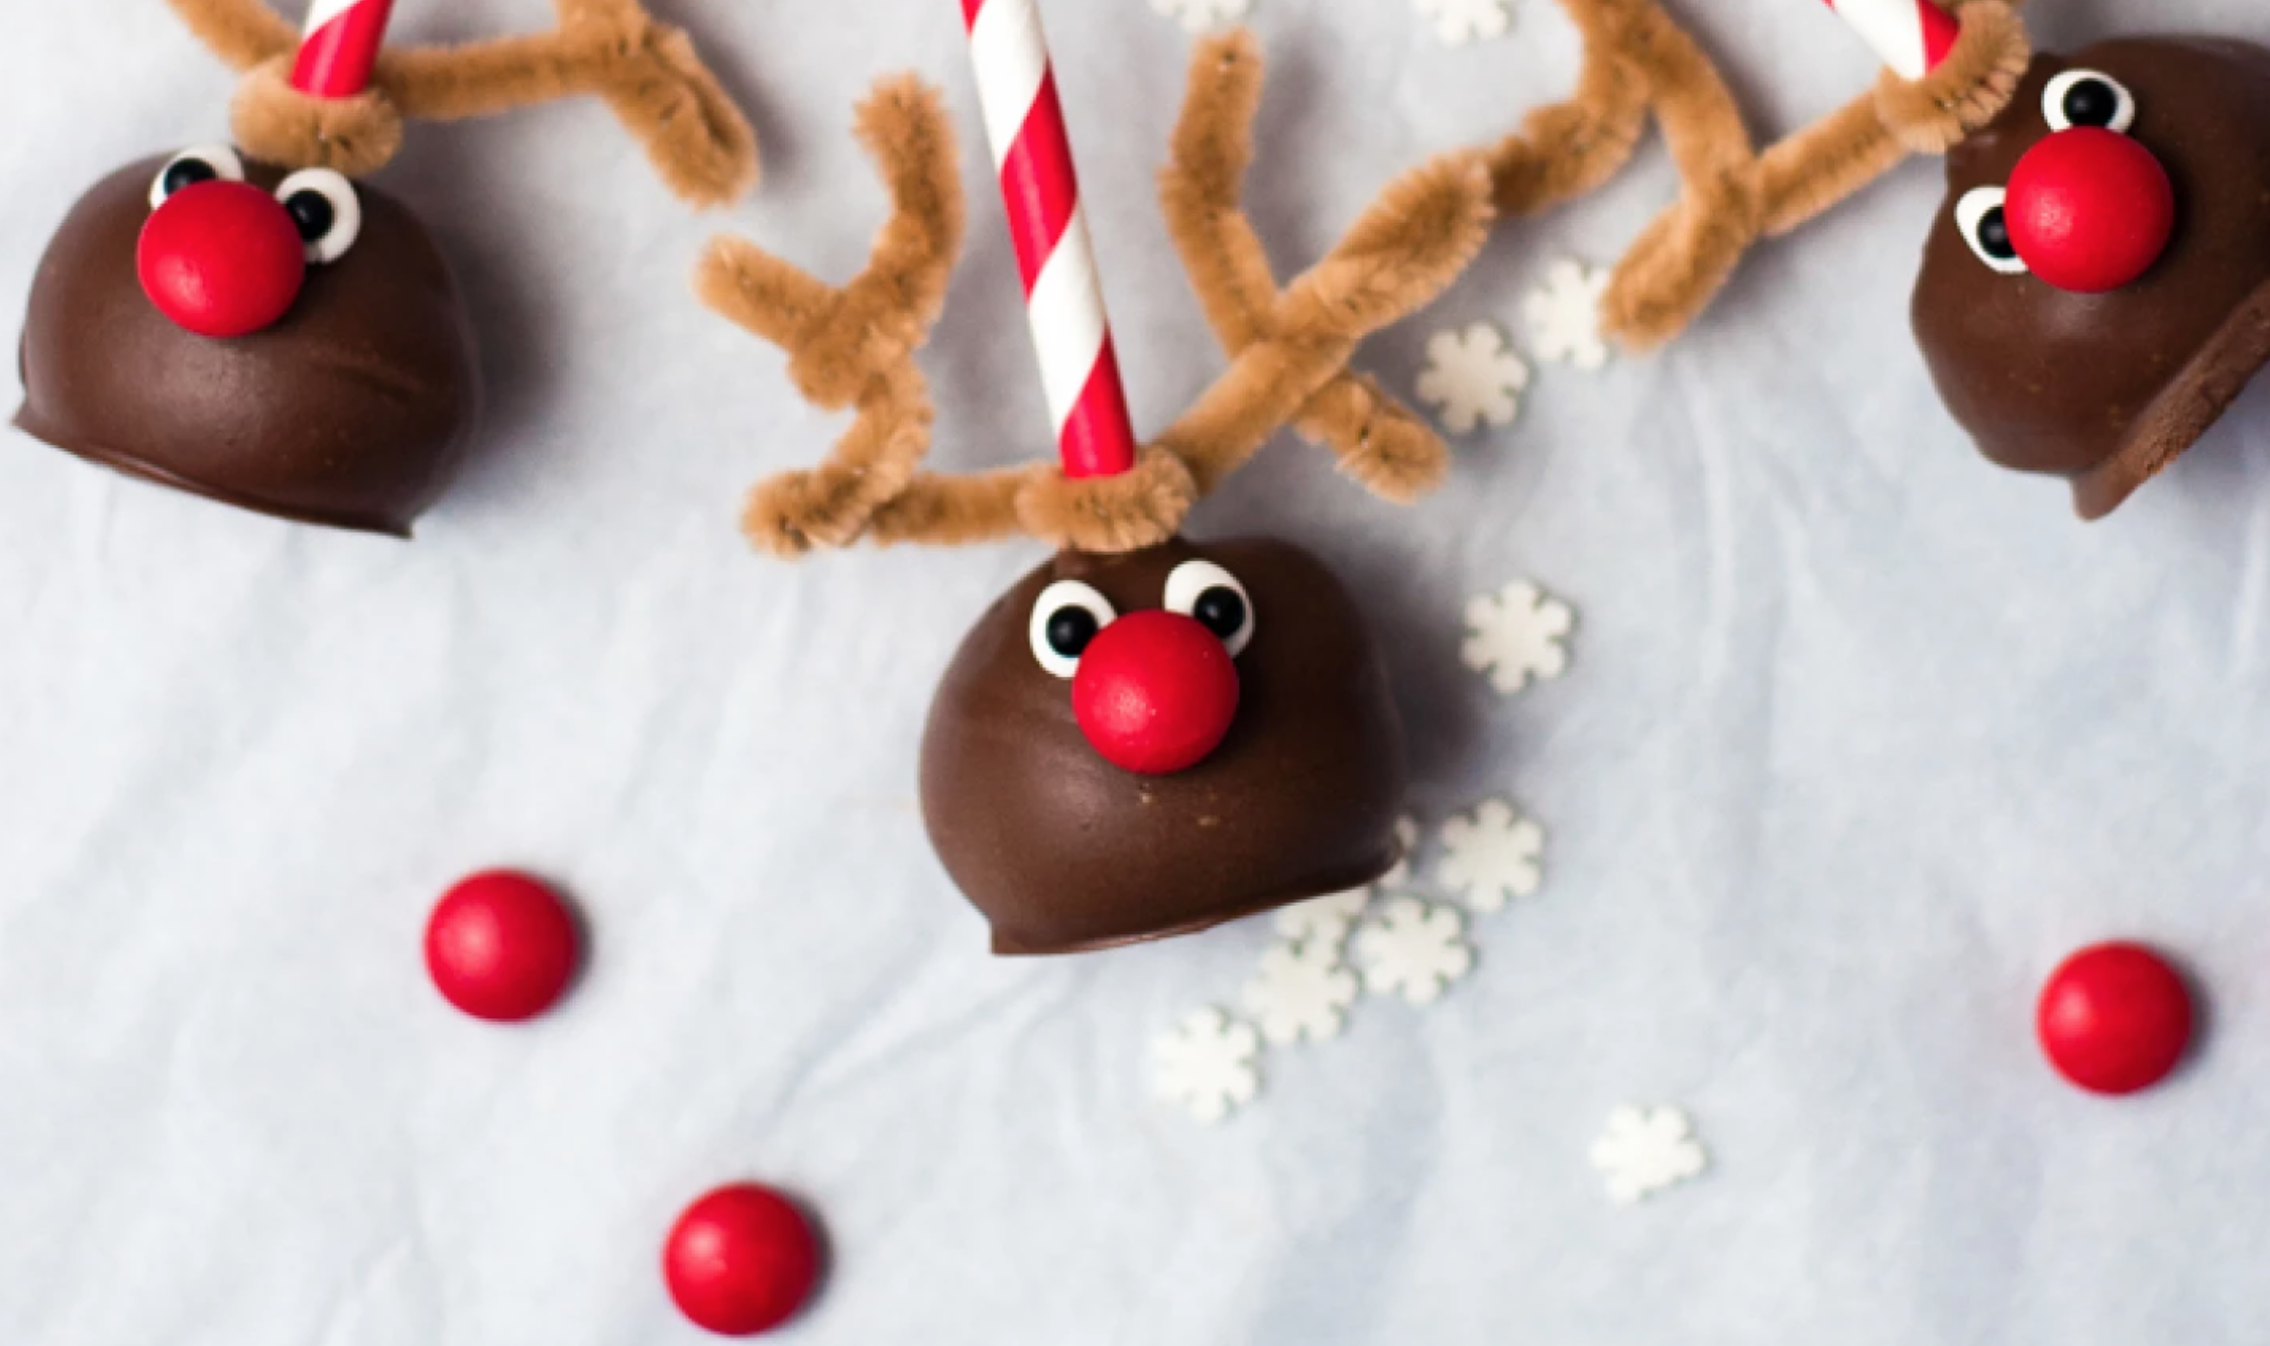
(2063, 78, 2120, 129)
(1046, 607, 1100, 659)
(1192, 587, 1247, 642)
(285, 191, 336, 244)
(1976, 206, 2015, 259)
(161, 159, 218, 198)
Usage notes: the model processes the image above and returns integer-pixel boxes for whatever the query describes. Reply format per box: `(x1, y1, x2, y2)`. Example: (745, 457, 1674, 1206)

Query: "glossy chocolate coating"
(1912, 39, 2270, 520)
(15, 154, 480, 536)
(920, 537, 1407, 956)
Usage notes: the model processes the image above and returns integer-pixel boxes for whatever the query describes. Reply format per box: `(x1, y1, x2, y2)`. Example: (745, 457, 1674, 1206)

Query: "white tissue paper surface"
(6, 1, 2270, 1342)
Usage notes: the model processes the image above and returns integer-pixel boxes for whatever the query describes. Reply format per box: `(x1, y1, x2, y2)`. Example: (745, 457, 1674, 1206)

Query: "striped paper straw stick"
(292, 0, 399, 99)
(960, 0, 1140, 480)
(1816, 0, 1960, 80)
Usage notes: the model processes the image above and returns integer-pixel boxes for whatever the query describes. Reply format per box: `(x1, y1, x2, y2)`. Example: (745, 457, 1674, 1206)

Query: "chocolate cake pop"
(1911, 39, 2270, 519)
(12, 0, 757, 536)
(1460, 0, 2029, 353)
(697, 28, 1494, 954)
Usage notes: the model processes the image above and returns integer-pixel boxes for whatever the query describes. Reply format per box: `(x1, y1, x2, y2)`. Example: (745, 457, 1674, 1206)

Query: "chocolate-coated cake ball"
(920, 537, 1407, 955)
(1912, 39, 2270, 519)
(15, 150, 480, 536)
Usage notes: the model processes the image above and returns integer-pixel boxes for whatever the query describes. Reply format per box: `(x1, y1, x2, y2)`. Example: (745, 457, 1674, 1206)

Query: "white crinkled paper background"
(5, 0, 2270, 1341)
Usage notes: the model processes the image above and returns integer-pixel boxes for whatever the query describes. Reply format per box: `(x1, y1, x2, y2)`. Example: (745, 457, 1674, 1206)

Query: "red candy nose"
(2036, 941, 2193, 1095)
(2005, 127, 2175, 293)
(136, 180, 307, 337)
(1072, 610, 1241, 775)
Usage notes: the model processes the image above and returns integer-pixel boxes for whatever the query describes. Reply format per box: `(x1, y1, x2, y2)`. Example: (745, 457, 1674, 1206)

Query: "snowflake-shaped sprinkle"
(1274, 886, 1371, 950)
(1149, 0, 1253, 33)
(1416, 323, 1530, 435)
(1412, 0, 1513, 46)
(1152, 1008, 1262, 1124)
(1524, 258, 1612, 371)
(1462, 579, 1573, 695)
(1590, 1105, 1708, 1204)
(1436, 799, 1544, 913)
(1354, 898, 1474, 1005)
(1379, 815, 1420, 890)
(1243, 942, 1361, 1045)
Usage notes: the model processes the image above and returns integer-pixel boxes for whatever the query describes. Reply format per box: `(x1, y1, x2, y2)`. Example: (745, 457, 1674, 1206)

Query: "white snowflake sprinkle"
(1412, 0, 1513, 46)
(1152, 1008, 1262, 1124)
(1243, 942, 1361, 1045)
(1524, 258, 1612, 371)
(1354, 898, 1474, 1006)
(1379, 816, 1420, 890)
(1274, 886, 1371, 950)
(1590, 1105, 1708, 1204)
(1416, 323, 1530, 435)
(1436, 799, 1544, 914)
(1462, 579, 1573, 694)
(1149, 0, 1253, 33)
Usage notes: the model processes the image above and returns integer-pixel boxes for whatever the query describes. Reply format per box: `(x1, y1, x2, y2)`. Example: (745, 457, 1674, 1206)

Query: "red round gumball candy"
(2004, 127, 2176, 294)
(664, 1185, 822, 1337)
(424, 871, 580, 1023)
(2035, 941, 2193, 1095)
(136, 180, 308, 338)
(1071, 610, 1241, 776)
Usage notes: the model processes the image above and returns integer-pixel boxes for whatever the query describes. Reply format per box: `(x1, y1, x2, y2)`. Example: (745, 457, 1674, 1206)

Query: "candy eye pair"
(1027, 560, 1255, 678)
(150, 145, 364, 265)
(1955, 70, 2137, 274)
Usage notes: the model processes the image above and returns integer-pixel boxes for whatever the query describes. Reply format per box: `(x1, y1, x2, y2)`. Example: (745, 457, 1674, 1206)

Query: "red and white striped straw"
(959, 0, 1140, 481)
(291, 0, 398, 99)
(1816, 0, 1960, 80)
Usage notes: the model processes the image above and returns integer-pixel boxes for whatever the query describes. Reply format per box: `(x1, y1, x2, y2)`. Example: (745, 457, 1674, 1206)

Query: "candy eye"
(1163, 559, 1255, 658)
(1029, 580, 1118, 679)
(1954, 186, 2027, 275)
(274, 168, 362, 265)
(148, 145, 245, 209)
(2043, 69, 2136, 134)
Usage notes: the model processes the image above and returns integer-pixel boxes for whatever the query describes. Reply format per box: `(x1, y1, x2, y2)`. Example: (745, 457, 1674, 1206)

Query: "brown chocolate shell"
(1911, 39, 2270, 519)
(14, 154, 481, 536)
(919, 537, 1408, 956)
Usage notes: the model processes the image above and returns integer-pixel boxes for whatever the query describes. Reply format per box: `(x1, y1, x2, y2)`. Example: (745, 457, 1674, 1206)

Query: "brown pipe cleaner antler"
(164, 0, 759, 206)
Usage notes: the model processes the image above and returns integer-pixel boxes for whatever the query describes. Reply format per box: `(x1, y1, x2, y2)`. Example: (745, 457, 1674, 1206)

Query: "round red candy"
(1071, 610, 1241, 776)
(137, 180, 307, 338)
(2035, 941, 2193, 1095)
(424, 871, 580, 1023)
(664, 1185, 822, 1337)
(2005, 127, 2175, 294)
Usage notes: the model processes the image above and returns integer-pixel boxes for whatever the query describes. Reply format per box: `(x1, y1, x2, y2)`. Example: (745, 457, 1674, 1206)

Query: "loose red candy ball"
(136, 180, 307, 338)
(424, 871, 580, 1022)
(2035, 941, 2193, 1095)
(1072, 610, 1241, 776)
(664, 1185, 822, 1337)
(2005, 127, 2176, 294)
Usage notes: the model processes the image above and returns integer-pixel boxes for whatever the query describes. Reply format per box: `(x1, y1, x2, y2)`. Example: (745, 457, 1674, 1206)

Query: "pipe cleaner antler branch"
(164, 0, 758, 206)
(700, 30, 1493, 559)
(1480, 0, 2029, 350)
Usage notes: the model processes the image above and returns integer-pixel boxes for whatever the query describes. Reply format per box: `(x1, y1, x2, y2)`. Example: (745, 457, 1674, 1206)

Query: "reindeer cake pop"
(1909, 37, 2270, 518)
(1531, 0, 2270, 519)
(14, 0, 755, 536)
(697, 16, 1494, 955)
(1785, 1, 2270, 517)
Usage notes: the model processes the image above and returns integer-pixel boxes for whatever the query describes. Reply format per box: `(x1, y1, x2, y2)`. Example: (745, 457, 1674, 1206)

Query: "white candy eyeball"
(274, 168, 363, 265)
(149, 145, 245, 209)
(2043, 68, 2136, 134)
(1029, 580, 1118, 678)
(1163, 559, 1255, 658)
(1955, 186, 2028, 275)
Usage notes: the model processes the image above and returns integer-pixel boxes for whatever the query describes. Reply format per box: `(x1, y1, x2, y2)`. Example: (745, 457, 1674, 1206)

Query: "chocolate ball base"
(14, 154, 481, 538)
(1911, 39, 2270, 520)
(920, 537, 1408, 957)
